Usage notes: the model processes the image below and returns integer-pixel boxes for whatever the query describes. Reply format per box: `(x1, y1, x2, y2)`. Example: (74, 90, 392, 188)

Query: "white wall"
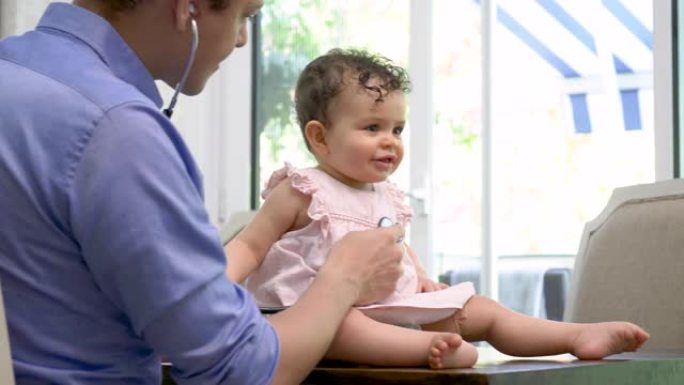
(165, 43, 253, 225)
(0, 0, 56, 38)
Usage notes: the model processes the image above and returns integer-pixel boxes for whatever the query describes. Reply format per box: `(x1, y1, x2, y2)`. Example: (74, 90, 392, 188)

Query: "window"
(430, 1, 655, 317)
(433, 0, 654, 299)
(255, 0, 658, 318)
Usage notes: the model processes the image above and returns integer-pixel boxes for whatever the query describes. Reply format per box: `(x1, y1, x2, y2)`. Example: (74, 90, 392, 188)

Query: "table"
(303, 349, 684, 385)
(162, 349, 684, 385)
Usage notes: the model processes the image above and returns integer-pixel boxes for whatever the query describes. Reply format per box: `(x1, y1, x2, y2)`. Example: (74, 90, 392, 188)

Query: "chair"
(564, 179, 684, 351)
(219, 210, 257, 245)
(0, 280, 16, 385)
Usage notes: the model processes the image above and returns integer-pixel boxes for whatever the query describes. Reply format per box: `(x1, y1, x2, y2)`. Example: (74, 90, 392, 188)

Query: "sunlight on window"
(256, 0, 655, 283)
(432, 0, 653, 271)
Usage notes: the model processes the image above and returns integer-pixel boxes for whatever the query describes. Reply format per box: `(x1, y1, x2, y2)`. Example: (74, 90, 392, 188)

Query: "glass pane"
(256, 0, 411, 201)
(492, 0, 653, 253)
(434, 0, 654, 317)
(431, 1, 483, 263)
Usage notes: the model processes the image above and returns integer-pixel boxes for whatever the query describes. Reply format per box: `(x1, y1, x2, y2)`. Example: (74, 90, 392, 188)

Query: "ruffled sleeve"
(261, 162, 318, 199)
(385, 182, 414, 226)
(260, 163, 331, 237)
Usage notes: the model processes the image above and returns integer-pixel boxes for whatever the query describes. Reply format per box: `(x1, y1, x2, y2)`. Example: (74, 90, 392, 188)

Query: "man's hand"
(322, 225, 404, 306)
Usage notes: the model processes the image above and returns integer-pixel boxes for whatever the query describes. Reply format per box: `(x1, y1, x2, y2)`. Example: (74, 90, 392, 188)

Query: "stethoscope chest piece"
(377, 216, 394, 228)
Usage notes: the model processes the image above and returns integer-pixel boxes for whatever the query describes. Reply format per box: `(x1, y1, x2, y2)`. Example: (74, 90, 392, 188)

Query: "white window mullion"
(481, 0, 498, 300)
(408, 0, 435, 278)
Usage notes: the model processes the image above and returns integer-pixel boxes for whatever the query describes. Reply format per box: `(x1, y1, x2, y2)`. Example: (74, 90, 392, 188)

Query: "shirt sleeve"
(68, 102, 278, 384)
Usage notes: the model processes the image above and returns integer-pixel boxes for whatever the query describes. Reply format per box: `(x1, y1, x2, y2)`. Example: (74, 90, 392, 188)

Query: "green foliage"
(435, 111, 479, 150)
(258, 0, 333, 163)
(450, 122, 478, 150)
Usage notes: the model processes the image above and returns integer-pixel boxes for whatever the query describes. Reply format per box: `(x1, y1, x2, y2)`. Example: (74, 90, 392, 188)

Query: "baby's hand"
(418, 275, 449, 293)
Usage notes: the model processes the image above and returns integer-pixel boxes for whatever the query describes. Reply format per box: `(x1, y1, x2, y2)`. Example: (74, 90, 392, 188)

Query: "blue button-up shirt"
(0, 4, 278, 384)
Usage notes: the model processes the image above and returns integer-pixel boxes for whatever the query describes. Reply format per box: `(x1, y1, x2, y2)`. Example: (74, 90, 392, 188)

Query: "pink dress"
(245, 164, 475, 325)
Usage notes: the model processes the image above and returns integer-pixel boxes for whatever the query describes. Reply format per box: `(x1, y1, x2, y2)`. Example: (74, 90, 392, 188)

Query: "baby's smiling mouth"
(373, 156, 396, 169)
(377, 156, 391, 161)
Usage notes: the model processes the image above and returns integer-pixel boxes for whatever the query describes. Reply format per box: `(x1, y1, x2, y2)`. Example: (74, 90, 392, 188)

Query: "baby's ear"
(304, 120, 328, 155)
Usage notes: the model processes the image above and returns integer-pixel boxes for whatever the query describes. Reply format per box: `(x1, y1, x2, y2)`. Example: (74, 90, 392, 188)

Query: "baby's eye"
(366, 124, 380, 132)
(393, 126, 404, 136)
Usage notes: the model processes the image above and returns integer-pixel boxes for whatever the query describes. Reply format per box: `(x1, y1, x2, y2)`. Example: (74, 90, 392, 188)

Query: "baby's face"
(319, 78, 407, 190)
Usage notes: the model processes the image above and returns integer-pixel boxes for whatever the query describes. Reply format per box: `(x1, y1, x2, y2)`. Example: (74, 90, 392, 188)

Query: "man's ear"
(304, 120, 329, 156)
(173, 0, 195, 32)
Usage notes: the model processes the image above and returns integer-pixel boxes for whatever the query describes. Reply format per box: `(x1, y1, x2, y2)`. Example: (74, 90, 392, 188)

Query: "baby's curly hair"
(294, 48, 411, 150)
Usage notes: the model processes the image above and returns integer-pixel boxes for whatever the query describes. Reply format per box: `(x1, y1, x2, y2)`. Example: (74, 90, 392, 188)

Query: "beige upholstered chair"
(0, 280, 16, 385)
(219, 210, 257, 245)
(564, 179, 684, 351)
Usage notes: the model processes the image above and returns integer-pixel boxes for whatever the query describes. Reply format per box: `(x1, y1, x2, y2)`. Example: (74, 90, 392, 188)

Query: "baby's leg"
(325, 308, 478, 369)
(421, 308, 467, 334)
(457, 295, 649, 359)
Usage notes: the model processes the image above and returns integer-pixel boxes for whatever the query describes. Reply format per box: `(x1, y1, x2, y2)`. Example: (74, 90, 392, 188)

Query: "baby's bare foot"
(571, 322, 650, 360)
(428, 334, 478, 369)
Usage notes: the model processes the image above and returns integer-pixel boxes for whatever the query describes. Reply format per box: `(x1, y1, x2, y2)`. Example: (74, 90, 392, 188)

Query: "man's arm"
(71, 106, 280, 384)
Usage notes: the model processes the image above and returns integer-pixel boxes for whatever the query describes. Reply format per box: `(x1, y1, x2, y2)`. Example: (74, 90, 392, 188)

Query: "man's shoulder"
(0, 32, 154, 115)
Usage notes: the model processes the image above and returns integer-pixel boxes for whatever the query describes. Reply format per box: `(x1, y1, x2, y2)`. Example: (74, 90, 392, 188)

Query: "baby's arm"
(225, 178, 311, 283)
(406, 245, 448, 292)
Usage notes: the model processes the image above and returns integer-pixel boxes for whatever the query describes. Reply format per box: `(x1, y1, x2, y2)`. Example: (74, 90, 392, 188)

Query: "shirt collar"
(37, 3, 164, 108)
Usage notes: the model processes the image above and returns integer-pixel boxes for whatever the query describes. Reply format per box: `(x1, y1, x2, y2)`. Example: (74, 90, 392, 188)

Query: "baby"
(226, 48, 649, 369)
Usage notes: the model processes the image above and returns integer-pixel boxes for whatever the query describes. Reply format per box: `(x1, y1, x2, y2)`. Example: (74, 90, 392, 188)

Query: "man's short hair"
(103, 0, 230, 11)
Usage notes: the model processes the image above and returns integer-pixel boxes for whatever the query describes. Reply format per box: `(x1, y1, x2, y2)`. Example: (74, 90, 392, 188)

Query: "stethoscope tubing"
(163, 18, 199, 118)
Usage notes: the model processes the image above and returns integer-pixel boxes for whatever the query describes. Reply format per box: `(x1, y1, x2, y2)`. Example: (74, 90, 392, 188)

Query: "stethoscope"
(378, 216, 405, 244)
(163, 15, 199, 118)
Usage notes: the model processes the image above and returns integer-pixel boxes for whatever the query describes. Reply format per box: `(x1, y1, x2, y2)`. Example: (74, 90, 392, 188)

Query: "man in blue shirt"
(0, 1, 404, 384)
